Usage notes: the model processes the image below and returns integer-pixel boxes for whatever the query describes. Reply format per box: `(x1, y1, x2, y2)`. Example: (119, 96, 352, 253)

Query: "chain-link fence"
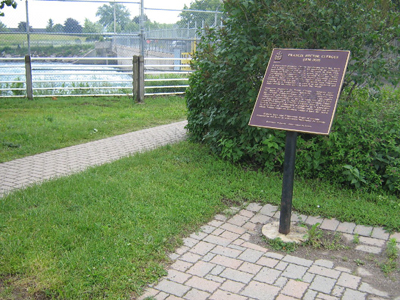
(0, 0, 222, 98)
(0, 0, 222, 58)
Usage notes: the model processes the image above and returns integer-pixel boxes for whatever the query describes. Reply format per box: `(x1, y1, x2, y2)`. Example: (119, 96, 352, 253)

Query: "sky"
(1, 0, 194, 28)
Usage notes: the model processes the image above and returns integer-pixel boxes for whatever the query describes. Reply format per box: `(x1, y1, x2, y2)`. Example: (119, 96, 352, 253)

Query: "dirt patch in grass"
(221, 197, 243, 207)
(0, 276, 52, 300)
(250, 222, 400, 298)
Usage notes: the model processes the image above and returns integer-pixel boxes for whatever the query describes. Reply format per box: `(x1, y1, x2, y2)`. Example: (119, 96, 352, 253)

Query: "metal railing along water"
(0, 57, 133, 98)
(144, 57, 192, 97)
(32, 57, 133, 97)
(0, 56, 193, 99)
(0, 57, 26, 97)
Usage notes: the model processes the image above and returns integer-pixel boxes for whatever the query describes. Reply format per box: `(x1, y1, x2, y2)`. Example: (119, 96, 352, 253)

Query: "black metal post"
(279, 131, 298, 234)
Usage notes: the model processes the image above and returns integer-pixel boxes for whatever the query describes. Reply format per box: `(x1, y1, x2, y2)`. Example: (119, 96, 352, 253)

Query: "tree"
(17, 21, 32, 32)
(46, 19, 54, 32)
(96, 3, 131, 32)
(129, 14, 175, 32)
(132, 14, 149, 25)
(178, 0, 222, 28)
(64, 18, 82, 33)
(0, 20, 8, 32)
(53, 23, 64, 32)
(83, 18, 103, 41)
(123, 21, 139, 33)
(0, 0, 17, 17)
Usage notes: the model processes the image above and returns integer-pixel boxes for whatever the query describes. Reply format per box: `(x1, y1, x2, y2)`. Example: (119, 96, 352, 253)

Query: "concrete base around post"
(262, 221, 308, 244)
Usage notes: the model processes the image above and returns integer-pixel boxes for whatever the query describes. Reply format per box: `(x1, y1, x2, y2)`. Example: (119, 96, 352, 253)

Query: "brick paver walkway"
(0, 121, 187, 197)
(139, 203, 400, 300)
(1, 121, 399, 299)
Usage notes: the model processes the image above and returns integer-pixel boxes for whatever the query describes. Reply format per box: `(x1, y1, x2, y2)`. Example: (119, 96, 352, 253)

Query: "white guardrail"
(0, 56, 192, 99)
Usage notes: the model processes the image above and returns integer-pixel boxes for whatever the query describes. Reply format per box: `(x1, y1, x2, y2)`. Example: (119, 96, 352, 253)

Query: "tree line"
(0, 0, 222, 36)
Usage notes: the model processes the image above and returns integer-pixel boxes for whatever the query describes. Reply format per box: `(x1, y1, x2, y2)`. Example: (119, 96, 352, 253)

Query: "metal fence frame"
(144, 57, 192, 96)
(0, 55, 192, 100)
(12, 0, 221, 57)
(0, 0, 219, 100)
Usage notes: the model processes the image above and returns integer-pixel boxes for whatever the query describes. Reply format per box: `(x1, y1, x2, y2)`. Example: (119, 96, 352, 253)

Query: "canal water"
(0, 61, 133, 96)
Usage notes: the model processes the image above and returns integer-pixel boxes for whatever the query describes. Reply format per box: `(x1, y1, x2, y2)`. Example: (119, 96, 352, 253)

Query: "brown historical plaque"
(249, 49, 350, 135)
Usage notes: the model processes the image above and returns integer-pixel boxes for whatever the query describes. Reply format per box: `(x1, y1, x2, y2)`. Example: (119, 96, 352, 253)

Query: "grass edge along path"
(1, 141, 399, 299)
(0, 96, 187, 163)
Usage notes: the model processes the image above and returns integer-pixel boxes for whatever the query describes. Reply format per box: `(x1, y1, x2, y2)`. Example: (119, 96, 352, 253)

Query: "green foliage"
(0, 0, 16, 17)
(186, 0, 400, 195)
(354, 259, 365, 266)
(178, 0, 222, 28)
(46, 18, 55, 32)
(295, 89, 400, 194)
(83, 18, 104, 41)
(304, 223, 323, 248)
(381, 238, 399, 276)
(0, 20, 8, 32)
(96, 3, 131, 32)
(304, 224, 348, 250)
(266, 237, 298, 253)
(17, 21, 33, 33)
(392, 0, 400, 11)
(353, 233, 360, 244)
(386, 238, 399, 260)
(63, 18, 82, 34)
(8, 77, 24, 96)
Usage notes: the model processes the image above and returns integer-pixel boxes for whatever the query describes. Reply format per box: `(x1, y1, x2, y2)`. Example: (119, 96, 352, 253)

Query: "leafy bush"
(186, 0, 400, 195)
(295, 89, 400, 194)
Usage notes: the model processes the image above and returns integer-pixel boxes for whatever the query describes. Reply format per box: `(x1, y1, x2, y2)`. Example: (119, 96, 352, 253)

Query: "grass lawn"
(1, 141, 399, 299)
(0, 95, 399, 299)
(0, 96, 187, 163)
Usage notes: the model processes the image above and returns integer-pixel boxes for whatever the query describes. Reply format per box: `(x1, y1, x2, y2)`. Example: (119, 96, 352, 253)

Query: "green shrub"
(295, 88, 400, 194)
(186, 0, 400, 195)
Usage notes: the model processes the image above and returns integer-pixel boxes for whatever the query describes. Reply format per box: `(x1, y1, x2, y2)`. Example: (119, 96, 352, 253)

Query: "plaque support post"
(279, 131, 298, 234)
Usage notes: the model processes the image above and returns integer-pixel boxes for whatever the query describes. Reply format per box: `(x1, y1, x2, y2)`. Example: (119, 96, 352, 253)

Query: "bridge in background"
(77, 39, 195, 67)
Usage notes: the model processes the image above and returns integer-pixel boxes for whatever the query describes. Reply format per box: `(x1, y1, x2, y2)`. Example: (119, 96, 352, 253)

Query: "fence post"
(133, 55, 144, 103)
(25, 55, 33, 100)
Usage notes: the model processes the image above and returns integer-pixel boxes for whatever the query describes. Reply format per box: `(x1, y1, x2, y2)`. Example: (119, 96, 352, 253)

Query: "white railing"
(0, 56, 193, 100)
(144, 57, 192, 97)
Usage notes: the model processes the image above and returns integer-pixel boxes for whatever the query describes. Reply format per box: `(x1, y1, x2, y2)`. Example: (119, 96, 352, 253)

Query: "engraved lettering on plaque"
(249, 49, 350, 135)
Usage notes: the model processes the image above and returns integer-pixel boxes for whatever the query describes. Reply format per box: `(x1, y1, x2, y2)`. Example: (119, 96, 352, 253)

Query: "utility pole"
(113, 0, 116, 34)
(140, 0, 145, 57)
(25, 0, 31, 56)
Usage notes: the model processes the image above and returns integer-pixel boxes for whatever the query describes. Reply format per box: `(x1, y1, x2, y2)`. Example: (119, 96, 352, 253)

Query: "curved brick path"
(0, 121, 187, 198)
(1, 121, 399, 299)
